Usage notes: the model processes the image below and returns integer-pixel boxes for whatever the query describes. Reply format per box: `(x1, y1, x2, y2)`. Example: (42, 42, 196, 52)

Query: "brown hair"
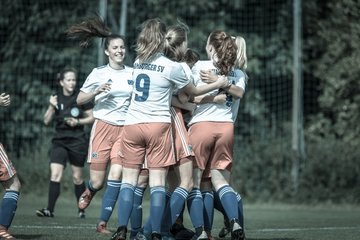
(57, 67, 77, 82)
(208, 30, 237, 75)
(164, 23, 189, 62)
(184, 48, 200, 68)
(66, 14, 125, 50)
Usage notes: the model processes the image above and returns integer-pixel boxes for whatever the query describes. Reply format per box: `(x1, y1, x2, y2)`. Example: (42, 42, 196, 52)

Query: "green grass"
(8, 192, 360, 240)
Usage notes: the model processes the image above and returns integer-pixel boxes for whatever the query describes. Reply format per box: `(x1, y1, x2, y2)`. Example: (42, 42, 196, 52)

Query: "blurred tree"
(303, 0, 360, 145)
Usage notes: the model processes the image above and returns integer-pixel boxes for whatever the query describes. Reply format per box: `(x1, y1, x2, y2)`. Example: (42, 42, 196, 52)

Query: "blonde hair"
(135, 18, 167, 62)
(234, 36, 247, 70)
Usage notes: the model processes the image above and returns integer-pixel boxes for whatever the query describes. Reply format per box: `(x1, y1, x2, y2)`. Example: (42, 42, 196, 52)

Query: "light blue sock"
(130, 187, 146, 237)
(202, 190, 214, 232)
(117, 183, 135, 227)
(170, 187, 189, 225)
(217, 185, 239, 221)
(0, 191, 19, 228)
(99, 180, 121, 222)
(160, 190, 172, 234)
(236, 192, 244, 228)
(150, 186, 166, 233)
(187, 188, 204, 228)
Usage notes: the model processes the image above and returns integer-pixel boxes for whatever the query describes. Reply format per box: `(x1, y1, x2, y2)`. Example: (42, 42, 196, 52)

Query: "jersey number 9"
(134, 74, 150, 102)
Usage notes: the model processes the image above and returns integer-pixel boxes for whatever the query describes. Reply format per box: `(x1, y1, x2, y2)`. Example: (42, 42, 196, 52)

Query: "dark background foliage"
(0, 0, 358, 203)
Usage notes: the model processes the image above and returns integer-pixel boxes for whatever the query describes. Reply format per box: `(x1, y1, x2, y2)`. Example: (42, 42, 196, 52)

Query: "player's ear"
(104, 49, 110, 57)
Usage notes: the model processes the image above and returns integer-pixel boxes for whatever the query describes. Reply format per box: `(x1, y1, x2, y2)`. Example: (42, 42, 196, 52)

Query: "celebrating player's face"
(106, 38, 126, 66)
(60, 71, 76, 95)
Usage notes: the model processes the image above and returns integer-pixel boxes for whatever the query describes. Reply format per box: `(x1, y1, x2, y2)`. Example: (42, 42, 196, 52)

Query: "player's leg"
(130, 171, 148, 239)
(79, 120, 116, 210)
(71, 164, 86, 218)
(211, 170, 243, 240)
(200, 179, 214, 239)
(97, 163, 123, 234)
(0, 150, 21, 240)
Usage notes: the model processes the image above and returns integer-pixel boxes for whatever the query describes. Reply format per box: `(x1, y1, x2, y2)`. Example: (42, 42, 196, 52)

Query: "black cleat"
(218, 218, 231, 238)
(151, 232, 162, 240)
(111, 226, 127, 240)
(36, 208, 54, 217)
(230, 219, 244, 240)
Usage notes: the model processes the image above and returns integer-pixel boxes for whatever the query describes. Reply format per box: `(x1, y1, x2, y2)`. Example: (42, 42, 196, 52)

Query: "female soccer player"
(200, 36, 248, 238)
(0, 93, 21, 240)
(187, 30, 245, 240)
(66, 16, 148, 234)
(36, 68, 94, 218)
(111, 19, 230, 240)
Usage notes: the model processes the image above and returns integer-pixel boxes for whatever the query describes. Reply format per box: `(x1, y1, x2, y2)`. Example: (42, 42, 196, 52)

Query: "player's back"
(125, 53, 189, 125)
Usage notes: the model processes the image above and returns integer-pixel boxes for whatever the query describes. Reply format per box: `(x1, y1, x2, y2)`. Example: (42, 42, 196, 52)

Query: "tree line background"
(0, 0, 359, 203)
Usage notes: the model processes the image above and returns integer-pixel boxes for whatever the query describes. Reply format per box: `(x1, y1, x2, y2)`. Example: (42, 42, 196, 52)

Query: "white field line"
(249, 226, 360, 232)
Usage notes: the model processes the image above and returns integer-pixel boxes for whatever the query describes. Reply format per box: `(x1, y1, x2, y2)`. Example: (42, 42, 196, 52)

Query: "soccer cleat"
(230, 219, 244, 240)
(78, 209, 86, 219)
(78, 188, 96, 210)
(35, 208, 54, 217)
(173, 227, 194, 240)
(111, 226, 127, 240)
(190, 230, 207, 240)
(130, 231, 148, 240)
(96, 221, 111, 234)
(0, 228, 16, 240)
(151, 233, 162, 240)
(218, 218, 231, 238)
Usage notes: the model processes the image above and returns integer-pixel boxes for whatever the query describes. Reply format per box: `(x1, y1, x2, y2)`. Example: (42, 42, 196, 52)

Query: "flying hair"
(66, 14, 112, 48)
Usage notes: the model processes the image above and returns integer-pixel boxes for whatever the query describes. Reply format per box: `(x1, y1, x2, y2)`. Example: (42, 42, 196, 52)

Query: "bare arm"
(64, 108, 94, 127)
(77, 82, 111, 105)
(44, 95, 57, 125)
(200, 70, 244, 99)
(171, 96, 196, 112)
(192, 93, 227, 105)
(182, 78, 230, 97)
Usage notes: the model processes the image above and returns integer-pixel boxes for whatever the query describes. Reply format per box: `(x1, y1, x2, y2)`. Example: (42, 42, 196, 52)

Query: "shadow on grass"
(13, 234, 45, 239)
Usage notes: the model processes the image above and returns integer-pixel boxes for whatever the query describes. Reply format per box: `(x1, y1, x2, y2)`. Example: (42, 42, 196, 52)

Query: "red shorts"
(189, 122, 234, 178)
(170, 107, 194, 164)
(0, 143, 17, 181)
(119, 123, 176, 169)
(88, 119, 123, 166)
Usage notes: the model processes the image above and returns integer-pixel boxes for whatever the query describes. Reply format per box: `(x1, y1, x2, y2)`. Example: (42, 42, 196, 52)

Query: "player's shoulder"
(123, 65, 133, 72)
(192, 60, 213, 70)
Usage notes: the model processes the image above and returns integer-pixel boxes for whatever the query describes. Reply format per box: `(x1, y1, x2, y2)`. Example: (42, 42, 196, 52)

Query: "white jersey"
(80, 64, 133, 125)
(173, 62, 194, 95)
(189, 60, 246, 125)
(125, 53, 190, 124)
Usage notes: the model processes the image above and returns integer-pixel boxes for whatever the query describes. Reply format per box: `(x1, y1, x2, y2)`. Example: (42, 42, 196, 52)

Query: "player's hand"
(0, 93, 11, 107)
(214, 93, 227, 104)
(200, 70, 217, 83)
(178, 91, 190, 103)
(95, 82, 112, 95)
(49, 95, 58, 109)
(64, 117, 79, 127)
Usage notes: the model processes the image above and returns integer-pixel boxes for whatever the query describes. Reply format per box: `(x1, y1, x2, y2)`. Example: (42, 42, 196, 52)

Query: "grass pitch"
(7, 192, 360, 240)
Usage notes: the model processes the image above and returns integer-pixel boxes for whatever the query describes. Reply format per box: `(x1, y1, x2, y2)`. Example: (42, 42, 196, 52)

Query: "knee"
(180, 178, 193, 192)
(10, 176, 21, 192)
(72, 175, 83, 185)
(50, 171, 63, 182)
(89, 177, 104, 190)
